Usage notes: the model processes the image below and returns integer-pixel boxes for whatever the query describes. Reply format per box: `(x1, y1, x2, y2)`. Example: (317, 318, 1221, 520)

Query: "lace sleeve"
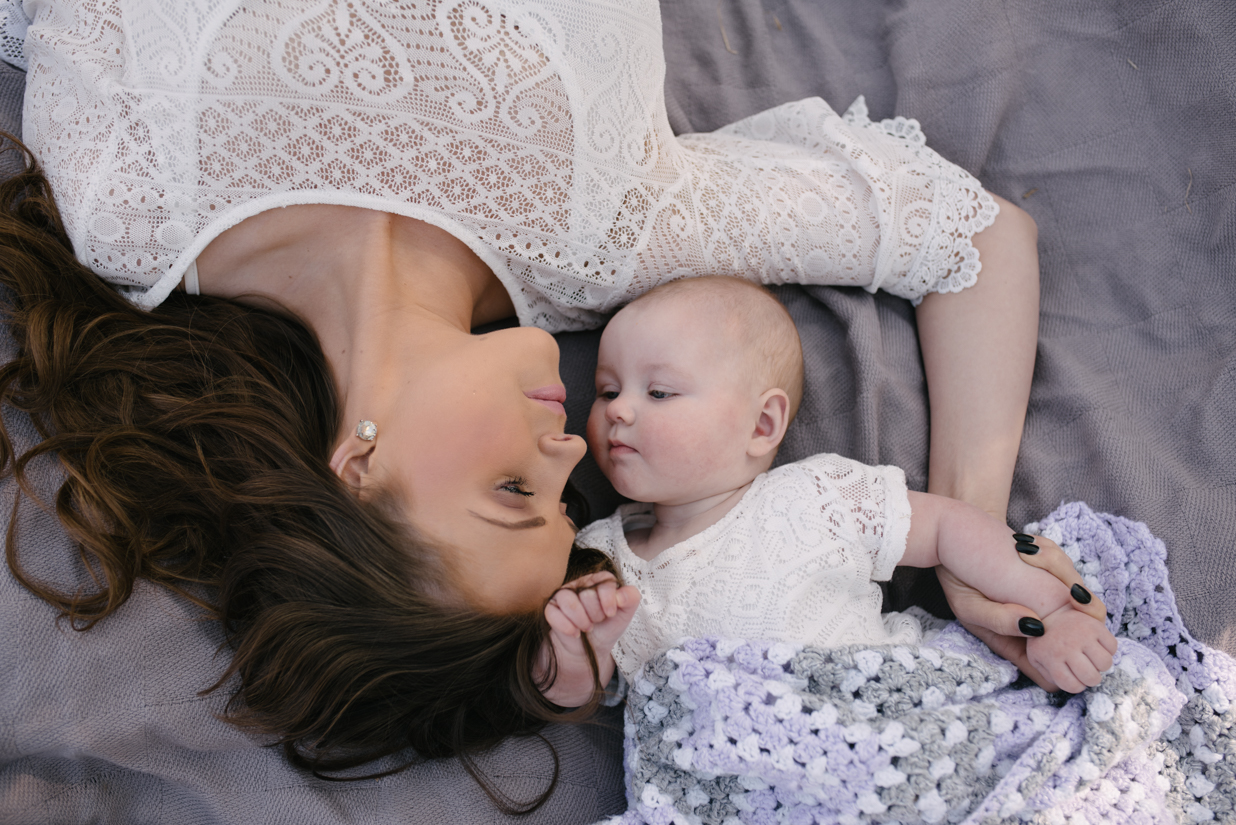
(638, 96, 999, 305)
(799, 453, 913, 582)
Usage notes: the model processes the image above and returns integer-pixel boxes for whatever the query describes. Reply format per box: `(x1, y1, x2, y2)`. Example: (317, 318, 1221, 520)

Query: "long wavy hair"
(0, 137, 612, 814)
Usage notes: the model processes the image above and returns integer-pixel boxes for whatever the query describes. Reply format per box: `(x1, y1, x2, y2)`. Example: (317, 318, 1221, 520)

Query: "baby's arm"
(540, 571, 640, 708)
(901, 491, 1117, 692)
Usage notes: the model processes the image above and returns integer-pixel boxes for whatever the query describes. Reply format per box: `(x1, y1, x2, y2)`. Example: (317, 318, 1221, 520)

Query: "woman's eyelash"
(499, 478, 534, 497)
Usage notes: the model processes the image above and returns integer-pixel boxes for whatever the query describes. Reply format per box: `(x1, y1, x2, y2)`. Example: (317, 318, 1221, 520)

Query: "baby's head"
(587, 276, 803, 506)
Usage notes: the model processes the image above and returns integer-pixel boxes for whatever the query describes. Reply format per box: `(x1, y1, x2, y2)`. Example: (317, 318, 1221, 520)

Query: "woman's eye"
(499, 479, 534, 497)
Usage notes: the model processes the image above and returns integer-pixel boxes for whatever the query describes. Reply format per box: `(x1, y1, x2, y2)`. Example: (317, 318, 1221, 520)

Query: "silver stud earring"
(356, 420, 378, 441)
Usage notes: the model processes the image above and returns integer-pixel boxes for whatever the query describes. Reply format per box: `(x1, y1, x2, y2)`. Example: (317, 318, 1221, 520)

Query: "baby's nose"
(606, 397, 633, 423)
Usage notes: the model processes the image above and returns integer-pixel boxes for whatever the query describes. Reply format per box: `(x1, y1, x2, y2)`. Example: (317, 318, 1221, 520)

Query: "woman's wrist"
(926, 471, 1012, 523)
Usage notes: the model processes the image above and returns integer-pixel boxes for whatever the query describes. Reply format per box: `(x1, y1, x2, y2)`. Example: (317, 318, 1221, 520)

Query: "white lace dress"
(573, 453, 923, 682)
(15, 0, 997, 329)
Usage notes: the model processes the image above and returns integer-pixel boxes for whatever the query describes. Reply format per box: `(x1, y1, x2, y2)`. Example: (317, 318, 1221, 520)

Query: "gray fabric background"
(645, 0, 1236, 655)
(2, 0, 1233, 822)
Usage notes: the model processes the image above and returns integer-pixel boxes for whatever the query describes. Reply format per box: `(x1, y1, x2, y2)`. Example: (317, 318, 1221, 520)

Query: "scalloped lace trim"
(843, 96, 999, 305)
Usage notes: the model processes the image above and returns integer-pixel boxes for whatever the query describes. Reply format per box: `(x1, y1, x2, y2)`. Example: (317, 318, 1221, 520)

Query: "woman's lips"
(525, 385, 567, 416)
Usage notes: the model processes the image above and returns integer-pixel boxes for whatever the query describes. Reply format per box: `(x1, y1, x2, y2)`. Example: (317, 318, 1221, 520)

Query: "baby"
(541, 276, 1116, 707)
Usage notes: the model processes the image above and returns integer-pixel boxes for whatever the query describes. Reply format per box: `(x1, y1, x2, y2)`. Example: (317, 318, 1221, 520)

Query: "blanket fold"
(604, 503, 1235, 824)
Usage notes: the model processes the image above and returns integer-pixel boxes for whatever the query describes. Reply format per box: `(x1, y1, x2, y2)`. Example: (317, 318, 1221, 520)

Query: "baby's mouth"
(609, 439, 637, 456)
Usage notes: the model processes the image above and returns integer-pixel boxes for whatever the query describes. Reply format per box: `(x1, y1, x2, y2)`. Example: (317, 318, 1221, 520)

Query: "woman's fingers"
(962, 620, 1061, 692)
(940, 565, 1069, 692)
(965, 596, 1047, 641)
(936, 566, 1045, 639)
(1015, 535, 1108, 623)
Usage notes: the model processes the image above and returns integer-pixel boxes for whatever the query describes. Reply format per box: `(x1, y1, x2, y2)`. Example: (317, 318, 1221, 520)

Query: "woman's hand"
(937, 533, 1108, 692)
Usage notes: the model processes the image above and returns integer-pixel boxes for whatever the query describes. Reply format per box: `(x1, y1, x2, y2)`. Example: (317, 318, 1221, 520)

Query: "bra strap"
(183, 260, 200, 295)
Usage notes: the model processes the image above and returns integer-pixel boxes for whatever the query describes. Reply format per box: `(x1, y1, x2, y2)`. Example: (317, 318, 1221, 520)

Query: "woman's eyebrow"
(468, 511, 547, 530)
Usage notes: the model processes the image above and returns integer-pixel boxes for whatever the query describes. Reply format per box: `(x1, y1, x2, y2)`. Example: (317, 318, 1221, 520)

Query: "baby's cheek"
(585, 409, 608, 461)
(648, 421, 733, 486)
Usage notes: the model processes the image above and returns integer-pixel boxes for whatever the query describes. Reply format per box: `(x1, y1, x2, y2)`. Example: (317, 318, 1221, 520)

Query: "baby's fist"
(1025, 607, 1117, 694)
(545, 571, 640, 656)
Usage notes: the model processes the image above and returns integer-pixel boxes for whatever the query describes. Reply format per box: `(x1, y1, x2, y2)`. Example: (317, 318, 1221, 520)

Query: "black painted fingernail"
(1071, 584, 1093, 605)
(1018, 617, 1045, 637)
(1015, 542, 1040, 555)
(1012, 532, 1036, 543)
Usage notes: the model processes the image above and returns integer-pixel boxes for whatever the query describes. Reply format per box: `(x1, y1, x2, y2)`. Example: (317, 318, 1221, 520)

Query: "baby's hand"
(541, 571, 640, 708)
(1025, 606, 1118, 693)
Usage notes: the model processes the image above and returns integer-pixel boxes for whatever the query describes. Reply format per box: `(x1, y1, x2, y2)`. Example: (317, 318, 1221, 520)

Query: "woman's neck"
(196, 205, 515, 441)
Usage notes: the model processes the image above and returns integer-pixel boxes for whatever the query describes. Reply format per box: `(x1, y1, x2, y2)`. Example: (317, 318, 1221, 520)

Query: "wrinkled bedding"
(2, 0, 1233, 822)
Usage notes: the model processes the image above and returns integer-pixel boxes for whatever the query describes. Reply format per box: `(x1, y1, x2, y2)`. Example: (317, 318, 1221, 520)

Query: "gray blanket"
(2, 0, 1233, 822)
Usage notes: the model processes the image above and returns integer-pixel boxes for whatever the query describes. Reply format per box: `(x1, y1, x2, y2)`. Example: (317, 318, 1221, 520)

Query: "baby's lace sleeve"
(637, 96, 998, 305)
(799, 453, 913, 582)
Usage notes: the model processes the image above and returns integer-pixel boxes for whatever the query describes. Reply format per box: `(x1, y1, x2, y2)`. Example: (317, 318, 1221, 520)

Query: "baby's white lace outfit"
(573, 452, 923, 682)
(14, 0, 997, 328)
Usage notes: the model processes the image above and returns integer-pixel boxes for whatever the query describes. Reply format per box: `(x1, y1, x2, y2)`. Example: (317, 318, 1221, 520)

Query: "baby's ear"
(748, 388, 790, 459)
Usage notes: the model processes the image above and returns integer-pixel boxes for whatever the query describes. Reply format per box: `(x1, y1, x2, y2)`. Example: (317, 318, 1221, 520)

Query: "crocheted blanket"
(601, 503, 1235, 824)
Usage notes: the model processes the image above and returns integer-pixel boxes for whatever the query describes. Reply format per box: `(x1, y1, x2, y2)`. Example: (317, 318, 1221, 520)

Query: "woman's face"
(373, 325, 587, 613)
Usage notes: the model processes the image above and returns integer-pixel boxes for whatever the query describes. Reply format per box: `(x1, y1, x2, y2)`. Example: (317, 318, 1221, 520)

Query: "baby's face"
(587, 299, 764, 506)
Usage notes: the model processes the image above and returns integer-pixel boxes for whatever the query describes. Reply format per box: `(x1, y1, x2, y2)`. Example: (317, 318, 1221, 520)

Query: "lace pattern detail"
(574, 453, 918, 681)
(0, 0, 27, 71)
(840, 96, 1000, 304)
(24, 0, 995, 327)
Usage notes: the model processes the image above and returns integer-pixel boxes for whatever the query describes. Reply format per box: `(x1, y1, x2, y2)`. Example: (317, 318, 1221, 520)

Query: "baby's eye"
(597, 390, 619, 401)
(648, 389, 672, 399)
(499, 478, 534, 497)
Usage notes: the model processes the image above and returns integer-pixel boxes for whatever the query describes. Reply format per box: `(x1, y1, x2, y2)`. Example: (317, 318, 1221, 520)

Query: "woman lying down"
(541, 278, 1235, 824)
(4, 0, 1232, 821)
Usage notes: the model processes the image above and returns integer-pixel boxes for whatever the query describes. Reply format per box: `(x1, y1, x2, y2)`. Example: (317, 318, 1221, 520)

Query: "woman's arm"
(915, 192, 1040, 521)
(913, 193, 1113, 689)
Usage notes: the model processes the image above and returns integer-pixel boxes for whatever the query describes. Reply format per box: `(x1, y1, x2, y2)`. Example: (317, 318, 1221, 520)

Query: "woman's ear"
(330, 438, 376, 493)
(747, 388, 790, 459)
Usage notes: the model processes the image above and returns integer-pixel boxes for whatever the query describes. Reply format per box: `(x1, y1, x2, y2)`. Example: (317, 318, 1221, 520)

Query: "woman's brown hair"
(0, 137, 613, 814)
